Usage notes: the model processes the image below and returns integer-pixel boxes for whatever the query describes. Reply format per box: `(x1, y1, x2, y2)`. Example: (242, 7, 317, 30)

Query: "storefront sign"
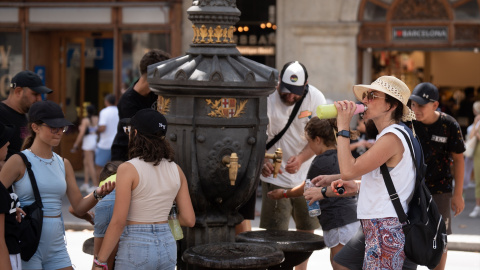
(392, 27, 448, 41)
(237, 46, 275, 55)
(233, 33, 276, 55)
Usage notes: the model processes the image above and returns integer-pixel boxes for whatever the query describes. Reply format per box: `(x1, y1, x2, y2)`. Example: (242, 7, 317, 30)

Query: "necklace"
(28, 148, 55, 166)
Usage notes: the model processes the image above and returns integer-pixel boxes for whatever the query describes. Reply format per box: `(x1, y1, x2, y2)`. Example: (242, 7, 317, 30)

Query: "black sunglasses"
(41, 124, 68, 134)
(362, 91, 385, 101)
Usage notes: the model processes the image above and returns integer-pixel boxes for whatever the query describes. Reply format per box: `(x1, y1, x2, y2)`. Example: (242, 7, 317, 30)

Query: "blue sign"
(34, 66, 47, 100)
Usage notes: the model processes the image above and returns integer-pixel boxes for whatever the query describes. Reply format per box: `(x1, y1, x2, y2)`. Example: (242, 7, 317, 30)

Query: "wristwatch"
(321, 186, 329, 199)
(336, 130, 350, 138)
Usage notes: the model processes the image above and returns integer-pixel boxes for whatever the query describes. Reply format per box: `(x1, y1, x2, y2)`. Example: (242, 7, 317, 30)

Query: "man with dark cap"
(258, 61, 326, 270)
(0, 71, 53, 163)
(410, 82, 465, 270)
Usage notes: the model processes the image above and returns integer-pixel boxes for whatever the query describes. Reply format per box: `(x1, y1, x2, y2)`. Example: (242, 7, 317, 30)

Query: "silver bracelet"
(93, 190, 105, 201)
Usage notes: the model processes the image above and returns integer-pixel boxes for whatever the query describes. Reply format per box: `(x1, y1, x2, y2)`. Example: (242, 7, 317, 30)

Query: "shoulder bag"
(380, 127, 446, 269)
(17, 152, 44, 261)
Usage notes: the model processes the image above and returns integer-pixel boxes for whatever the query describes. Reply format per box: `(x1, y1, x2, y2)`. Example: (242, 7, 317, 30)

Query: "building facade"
(2, 0, 480, 163)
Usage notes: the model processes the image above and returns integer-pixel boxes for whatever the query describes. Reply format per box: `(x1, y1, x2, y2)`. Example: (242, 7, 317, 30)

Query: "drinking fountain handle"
(222, 153, 241, 186)
(264, 148, 282, 178)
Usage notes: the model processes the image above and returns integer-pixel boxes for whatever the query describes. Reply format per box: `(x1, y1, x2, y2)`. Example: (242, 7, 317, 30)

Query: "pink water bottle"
(316, 104, 367, 119)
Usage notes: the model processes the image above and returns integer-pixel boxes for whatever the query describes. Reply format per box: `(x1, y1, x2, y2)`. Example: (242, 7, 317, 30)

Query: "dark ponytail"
(22, 121, 43, 150)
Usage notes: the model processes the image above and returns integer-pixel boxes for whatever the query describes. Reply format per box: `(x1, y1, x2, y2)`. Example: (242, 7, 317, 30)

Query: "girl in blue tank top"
(0, 101, 115, 270)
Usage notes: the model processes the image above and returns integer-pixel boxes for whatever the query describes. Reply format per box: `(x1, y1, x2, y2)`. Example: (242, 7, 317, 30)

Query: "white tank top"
(126, 158, 181, 222)
(357, 124, 416, 219)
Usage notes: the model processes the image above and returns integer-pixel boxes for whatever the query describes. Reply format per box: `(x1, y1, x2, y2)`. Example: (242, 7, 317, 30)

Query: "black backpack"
(380, 125, 447, 269)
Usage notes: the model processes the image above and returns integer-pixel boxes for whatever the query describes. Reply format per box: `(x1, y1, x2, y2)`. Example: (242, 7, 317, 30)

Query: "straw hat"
(353, 76, 415, 121)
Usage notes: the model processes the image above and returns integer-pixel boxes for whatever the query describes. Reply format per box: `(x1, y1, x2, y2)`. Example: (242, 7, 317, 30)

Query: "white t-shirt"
(357, 124, 416, 219)
(261, 85, 326, 188)
(97, 106, 119, 150)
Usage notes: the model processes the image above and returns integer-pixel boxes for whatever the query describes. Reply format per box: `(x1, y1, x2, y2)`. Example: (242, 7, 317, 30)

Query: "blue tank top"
(13, 150, 67, 216)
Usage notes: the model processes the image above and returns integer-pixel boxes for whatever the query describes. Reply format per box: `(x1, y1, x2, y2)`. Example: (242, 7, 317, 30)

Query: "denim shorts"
(323, 221, 360, 248)
(95, 148, 111, 167)
(22, 217, 72, 269)
(115, 224, 176, 270)
(94, 190, 116, 237)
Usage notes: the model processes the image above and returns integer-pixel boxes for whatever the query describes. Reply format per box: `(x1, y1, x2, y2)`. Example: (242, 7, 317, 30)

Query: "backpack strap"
(266, 85, 309, 150)
(380, 127, 418, 224)
(17, 152, 43, 208)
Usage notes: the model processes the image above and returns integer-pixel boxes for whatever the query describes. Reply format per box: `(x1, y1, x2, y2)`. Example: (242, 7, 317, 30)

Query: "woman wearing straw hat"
(331, 76, 416, 269)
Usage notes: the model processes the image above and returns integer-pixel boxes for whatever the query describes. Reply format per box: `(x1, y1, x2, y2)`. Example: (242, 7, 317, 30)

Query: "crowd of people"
(0, 55, 477, 270)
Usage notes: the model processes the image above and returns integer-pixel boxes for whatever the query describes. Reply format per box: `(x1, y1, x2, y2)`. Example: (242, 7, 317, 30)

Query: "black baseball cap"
(125, 108, 167, 136)
(10, 70, 53, 94)
(409, 82, 439, 105)
(28, 100, 73, 127)
(0, 122, 14, 149)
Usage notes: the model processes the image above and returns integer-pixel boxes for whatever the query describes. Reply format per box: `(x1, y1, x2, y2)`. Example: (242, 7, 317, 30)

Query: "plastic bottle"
(304, 179, 321, 217)
(168, 203, 184, 240)
(316, 104, 367, 119)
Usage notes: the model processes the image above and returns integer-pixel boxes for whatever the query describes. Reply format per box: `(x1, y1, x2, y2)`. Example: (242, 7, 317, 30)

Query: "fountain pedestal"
(236, 231, 326, 270)
(182, 242, 284, 270)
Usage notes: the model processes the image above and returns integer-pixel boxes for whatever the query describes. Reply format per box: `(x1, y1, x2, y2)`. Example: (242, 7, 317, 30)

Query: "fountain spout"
(222, 152, 241, 185)
(265, 148, 282, 178)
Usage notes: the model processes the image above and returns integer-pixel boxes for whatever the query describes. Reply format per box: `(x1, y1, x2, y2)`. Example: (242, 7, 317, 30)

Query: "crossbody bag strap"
(380, 164, 408, 223)
(266, 85, 309, 151)
(17, 152, 43, 208)
(380, 127, 418, 224)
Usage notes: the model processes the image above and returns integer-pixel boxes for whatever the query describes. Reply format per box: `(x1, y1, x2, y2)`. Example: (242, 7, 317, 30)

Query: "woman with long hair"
(94, 108, 195, 270)
(0, 100, 114, 269)
(71, 104, 99, 192)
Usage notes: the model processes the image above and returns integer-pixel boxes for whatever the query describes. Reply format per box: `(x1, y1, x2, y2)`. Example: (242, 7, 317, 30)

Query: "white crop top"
(126, 158, 181, 222)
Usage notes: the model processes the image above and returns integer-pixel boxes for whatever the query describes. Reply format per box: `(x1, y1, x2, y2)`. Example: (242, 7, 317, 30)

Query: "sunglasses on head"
(362, 91, 385, 101)
(41, 124, 68, 134)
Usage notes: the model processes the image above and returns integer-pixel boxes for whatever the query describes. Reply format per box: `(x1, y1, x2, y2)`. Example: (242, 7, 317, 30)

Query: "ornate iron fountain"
(148, 0, 277, 268)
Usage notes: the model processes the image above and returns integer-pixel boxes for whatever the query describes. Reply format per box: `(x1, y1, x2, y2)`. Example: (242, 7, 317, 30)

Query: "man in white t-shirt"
(95, 94, 119, 184)
(260, 61, 326, 270)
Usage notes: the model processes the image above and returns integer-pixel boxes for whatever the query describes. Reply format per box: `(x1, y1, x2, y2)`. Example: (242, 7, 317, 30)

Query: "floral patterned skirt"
(361, 217, 406, 270)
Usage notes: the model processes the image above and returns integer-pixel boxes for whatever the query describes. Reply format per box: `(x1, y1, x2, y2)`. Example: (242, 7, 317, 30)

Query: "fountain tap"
(222, 152, 241, 186)
(264, 148, 282, 178)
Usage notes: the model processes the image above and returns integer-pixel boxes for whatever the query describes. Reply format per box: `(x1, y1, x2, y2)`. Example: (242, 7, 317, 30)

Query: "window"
(454, 0, 480, 20)
(0, 32, 23, 100)
(121, 33, 170, 92)
(363, 1, 387, 21)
